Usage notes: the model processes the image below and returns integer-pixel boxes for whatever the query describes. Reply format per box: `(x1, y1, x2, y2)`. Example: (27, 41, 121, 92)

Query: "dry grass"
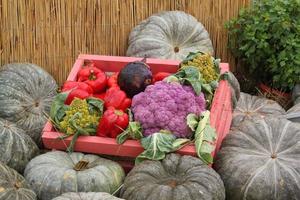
(0, 0, 251, 85)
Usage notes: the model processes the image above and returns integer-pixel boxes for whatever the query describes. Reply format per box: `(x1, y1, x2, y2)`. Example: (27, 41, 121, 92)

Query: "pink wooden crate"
(42, 54, 232, 169)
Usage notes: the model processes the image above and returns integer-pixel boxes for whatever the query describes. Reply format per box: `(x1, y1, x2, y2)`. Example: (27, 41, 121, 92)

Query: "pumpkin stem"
(167, 180, 178, 188)
(14, 182, 22, 189)
(271, 153, 277, 159)
(174, 46, 180, 53)
(74, 160, 89, 171)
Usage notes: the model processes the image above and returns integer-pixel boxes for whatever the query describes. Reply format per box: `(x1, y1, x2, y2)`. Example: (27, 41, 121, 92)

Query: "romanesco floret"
(132, 81, 206, 138)
(60, 98, 99, 135)
(181, 53, 218, 83)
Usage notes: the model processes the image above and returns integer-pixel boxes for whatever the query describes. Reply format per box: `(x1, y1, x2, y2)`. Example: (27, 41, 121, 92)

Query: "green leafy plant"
(226, 0, 300, 91)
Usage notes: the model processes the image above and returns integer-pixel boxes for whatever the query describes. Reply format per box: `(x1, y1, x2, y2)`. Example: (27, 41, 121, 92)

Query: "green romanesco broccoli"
(181, 52, 219, 83)
(59, 98, 100, 135)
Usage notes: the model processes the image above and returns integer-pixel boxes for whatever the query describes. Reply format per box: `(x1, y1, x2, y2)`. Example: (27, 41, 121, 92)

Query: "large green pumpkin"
(126, 11, 214, 60)
(0, 162, 36, 200)
(0, 63, 57, 144)
(232, 92, 285, 127)
(52, 192, 124, 200)
(120, 153, 225, 200)
(24, 151, 125, 200)
(0, 118, 39, 173)
(214, 117, 300, 200)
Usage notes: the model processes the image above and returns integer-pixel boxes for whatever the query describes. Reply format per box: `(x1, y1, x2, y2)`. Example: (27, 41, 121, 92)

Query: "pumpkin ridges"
(0, 119, 39, 173)
(0, 63, 57, 145)
(215, 117, 300, 200)
(0, 162, 37, 200)
(24, 151, 125, 200)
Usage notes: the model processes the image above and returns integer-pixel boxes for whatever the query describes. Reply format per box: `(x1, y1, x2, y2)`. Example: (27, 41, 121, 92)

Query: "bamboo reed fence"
(0, 0, 250, 84)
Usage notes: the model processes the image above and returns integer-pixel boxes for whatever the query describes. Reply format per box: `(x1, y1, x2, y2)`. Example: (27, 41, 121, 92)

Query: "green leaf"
(86, 97, 104, 116)
(116, 121, 143, 144)
(50, 92, 69, 126)
(201, 83, 213, 95)
(194, 111, 217, 164)
(172, 138, 191, 150)
(116, 130, 129, 144)
(186, 113, 199, 131)
(136, 132, 176, 164)
(184, 78, 202, 96)
(164, 75, 180, 83)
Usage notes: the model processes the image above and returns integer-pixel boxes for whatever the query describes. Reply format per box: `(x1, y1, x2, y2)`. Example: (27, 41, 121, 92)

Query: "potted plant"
(226, 0, 300, 102)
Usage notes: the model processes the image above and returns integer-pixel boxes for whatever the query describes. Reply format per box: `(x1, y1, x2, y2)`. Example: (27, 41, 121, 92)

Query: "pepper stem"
(114, 110, 124, 116)
(89, 69, 97, 80)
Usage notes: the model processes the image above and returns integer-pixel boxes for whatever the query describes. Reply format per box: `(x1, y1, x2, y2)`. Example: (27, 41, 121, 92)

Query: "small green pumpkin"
(215, 117, 300, 200)
(0, 118, 39, 173)
(120, 153, 225, 200)
(232, 92, 285, 127)
(24, 151, 125, 200)
(0, 63, 57, 145)
(52, 192, 124, 200)
(0, 162, 37, 200)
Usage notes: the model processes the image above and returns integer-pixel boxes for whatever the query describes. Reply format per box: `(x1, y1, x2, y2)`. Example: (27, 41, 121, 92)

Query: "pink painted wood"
(42, 54, 232, 162)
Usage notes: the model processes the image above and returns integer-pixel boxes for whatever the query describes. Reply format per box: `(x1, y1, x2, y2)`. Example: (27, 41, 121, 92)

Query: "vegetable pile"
(50, 53, 223, 164)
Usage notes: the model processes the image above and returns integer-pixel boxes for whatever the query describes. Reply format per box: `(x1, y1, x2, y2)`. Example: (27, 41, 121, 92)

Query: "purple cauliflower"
(132, 81, 206, 138)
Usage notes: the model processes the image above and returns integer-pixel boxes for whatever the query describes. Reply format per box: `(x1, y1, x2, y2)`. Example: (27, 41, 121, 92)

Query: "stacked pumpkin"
(214, 92, 300, 199)
(0, 63, 58, 174)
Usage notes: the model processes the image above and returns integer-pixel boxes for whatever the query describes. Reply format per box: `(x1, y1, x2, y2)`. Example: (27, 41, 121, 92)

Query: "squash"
(120, 153, 225, 200)
(0, 63, 57, 145)
(0, 118, 39, 173)
(24, 151, 125, 200)
(231, 92, 285, 128)
(52, 192, 124, 200)
(292, 84, 300, 104)
(126, 11, 214, 60)
(0, 162, 37, 200)
(214, 117, 300, 200)
(285, 103, 300, 123)
(222, 71, 240, 109)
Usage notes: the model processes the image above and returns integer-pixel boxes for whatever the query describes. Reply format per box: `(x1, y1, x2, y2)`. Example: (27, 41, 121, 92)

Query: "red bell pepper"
(61, 81, 93, 94)
(153, 72, 171, 83)
(104, 86, 131, 111)
(93, 93, 106, 101)
(97, 107, 129, 138)
(78, 66, 107, 93)
(65, 89, 90, 105)
(107, 72, 119, 88)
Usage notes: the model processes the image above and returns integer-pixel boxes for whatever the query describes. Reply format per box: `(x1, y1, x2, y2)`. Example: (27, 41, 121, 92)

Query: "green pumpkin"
(215, 117, 300, 200)
(52, 192, 124, 200)
(0, 118, 39, 173)
(224, 71, 240, 109)
(24, 151, 125, 200)
(0, 162, 36, 200)
(0, 63, 57, 144)
(292, 84, 300, 104)
(232, 92, 285, 128)
(126, 11, 214, 60)
(120, 153, 225, 200)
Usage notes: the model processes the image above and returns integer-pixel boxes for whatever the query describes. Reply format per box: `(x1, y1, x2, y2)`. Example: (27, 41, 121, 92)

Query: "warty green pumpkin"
(0, 63, 57, 145)
(214, 117, 300, 200)
(126, 11, 214, 60)
(120, 153, 225, 200)
(24, 151, 125, 200)
(0, 118, 39, 173)
(52, 192, 124, 200)
(0, 162, 36, 200)
(231, 92, 285, 128)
